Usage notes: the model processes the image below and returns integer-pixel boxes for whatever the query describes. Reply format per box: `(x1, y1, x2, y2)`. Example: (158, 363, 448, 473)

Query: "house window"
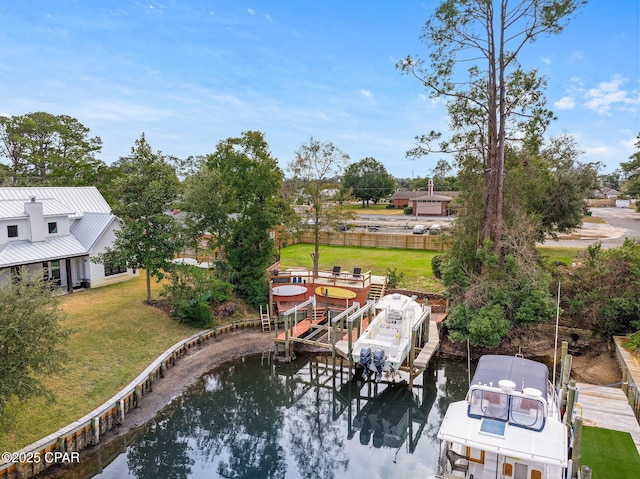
(50, 260, 61, 286)
(104, 264, 127, 276)
(48, 222, 58, 234)
(7, 225, 18, 238)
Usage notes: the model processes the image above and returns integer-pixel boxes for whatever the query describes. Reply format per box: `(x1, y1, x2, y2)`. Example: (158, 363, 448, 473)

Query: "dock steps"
(260, 305, 271, 332)
(368, 282, 386, 302)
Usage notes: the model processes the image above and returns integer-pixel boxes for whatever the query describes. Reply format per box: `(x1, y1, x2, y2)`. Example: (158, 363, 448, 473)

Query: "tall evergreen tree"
(0, 112, 103, 186)
(399, 0, 585, 256)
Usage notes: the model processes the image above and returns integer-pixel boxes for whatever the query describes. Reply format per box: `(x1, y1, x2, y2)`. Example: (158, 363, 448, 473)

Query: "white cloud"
(541, 57, 551, 65)
(360, 89, 372, 98)
(583, 145, 609, 155)
(570, 50, 584, 61)
(554, 96, 575, 110)
(584, 76, 637, 114)
(247, 8, 255, 15)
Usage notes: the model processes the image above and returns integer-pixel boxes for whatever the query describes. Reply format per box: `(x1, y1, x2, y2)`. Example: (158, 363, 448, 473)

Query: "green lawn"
(280, 244, 589, 293)
(0, 272, 196, 452)
(581, 426, 640, 478)
(280, 243, 444, 292)
(344, 203, 404, 214)
(537, 246, 586, 266)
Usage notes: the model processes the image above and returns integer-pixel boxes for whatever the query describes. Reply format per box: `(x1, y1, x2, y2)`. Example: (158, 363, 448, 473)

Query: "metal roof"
(0, 187, 111, 217)
(0, 198, 76, 219)
(71, 213, 117, 250)
(0, 235, 89, 267)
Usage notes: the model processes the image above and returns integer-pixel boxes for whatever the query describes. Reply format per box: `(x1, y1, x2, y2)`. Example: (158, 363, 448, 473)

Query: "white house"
(0, 187, 138, 291)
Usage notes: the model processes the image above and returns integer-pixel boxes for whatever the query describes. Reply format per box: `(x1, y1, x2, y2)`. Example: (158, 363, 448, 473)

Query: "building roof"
(0, 187, 115, 268)
(0, 198, 75, 220)
(71, 212, 117, 250)
(390, 190, 429, 200)
(0, 187, 111, 218)
(0, 235, 89, 268)
(413, 194, 452, 201)
(392, 190, 457, 201)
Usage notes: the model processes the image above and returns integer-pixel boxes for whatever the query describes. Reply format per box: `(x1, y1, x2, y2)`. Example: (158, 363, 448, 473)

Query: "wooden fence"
(0, 319, 266, 479)
(288, 231, 451, 251)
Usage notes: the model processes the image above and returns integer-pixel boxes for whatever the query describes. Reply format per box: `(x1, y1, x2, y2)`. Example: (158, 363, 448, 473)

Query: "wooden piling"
(565, 379, 576, 425)
(572, 416, 583, 479)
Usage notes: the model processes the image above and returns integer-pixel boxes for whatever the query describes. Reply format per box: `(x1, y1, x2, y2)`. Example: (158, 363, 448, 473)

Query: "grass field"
(280, 243, 586, 293)
(279, 243, 444, 292)
(0, 273, 196, 452)
(581, 426, 640, 478)
(344, 204, 404, 215)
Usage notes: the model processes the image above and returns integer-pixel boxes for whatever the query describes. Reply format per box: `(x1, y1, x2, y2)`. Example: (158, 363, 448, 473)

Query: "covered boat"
(436, 355, 570, 479)
(351, 293, 430, 380)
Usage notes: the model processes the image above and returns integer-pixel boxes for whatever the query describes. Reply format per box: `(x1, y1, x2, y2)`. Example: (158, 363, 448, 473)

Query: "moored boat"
(436, 354, 571, 479)
(351, 293, 430, 381)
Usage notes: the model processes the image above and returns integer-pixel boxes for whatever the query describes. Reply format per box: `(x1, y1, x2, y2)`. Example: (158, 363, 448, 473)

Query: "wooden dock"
(576, 382, 640, 454)
(414, 319, 441, 369)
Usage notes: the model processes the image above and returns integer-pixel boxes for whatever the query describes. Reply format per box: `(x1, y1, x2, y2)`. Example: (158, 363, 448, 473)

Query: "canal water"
(62, 354, 470, 479)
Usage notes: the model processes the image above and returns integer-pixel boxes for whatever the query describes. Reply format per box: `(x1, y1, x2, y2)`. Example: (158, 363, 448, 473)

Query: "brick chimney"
(24, 197, 46, 242)
(428, 179, 434, 196)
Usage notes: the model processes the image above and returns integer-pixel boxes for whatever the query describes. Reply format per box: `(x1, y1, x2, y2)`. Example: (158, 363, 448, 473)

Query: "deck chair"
(352, 267, 362, 278)
(332, 266, 341, 276)
(446, 449, 469, 473)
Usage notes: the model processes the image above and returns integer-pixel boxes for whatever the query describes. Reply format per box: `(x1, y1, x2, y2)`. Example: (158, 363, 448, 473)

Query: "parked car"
(429, 224, 442, 234)
(413, 224, 428, 234)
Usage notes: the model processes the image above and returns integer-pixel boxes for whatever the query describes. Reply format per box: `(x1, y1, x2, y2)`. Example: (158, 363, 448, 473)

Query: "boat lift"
(275, 297, 440, 389)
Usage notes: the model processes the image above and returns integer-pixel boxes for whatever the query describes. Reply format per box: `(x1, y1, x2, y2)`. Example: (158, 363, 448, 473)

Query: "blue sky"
(0, 1, 638, 179)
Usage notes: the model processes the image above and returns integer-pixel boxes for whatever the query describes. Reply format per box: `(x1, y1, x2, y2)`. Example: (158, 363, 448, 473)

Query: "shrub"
(431, 255, 445, 279)
(403, 206, 413, 215)
(160, 265, 233, 327)
(623, 331, 640, 352)
(385, 266, 405, 289)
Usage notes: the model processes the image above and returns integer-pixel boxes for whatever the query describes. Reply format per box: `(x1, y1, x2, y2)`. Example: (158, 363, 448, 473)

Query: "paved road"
(354, 206, 640, 248)
(543, 206, 640, 249)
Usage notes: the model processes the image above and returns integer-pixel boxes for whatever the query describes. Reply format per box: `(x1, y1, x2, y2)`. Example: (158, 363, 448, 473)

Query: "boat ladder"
(260, 305, 271, 332)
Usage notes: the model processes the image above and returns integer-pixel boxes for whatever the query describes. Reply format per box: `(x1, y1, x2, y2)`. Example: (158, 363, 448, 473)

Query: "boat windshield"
(468, 389, 509, 420)
(468, 388, 545, 431)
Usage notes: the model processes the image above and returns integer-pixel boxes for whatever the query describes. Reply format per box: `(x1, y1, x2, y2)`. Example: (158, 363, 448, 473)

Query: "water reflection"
(73, 354, 469, 479)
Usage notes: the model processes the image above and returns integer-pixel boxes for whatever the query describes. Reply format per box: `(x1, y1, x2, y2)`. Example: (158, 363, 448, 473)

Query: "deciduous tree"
(621, 133, 640, 203)
(288, 137, 353, 276)
(182, 131, 295, 308)
(342, 157, 396, 206)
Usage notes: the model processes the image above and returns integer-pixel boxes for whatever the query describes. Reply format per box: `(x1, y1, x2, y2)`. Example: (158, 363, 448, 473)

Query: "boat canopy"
(471, 355, 549, 402)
